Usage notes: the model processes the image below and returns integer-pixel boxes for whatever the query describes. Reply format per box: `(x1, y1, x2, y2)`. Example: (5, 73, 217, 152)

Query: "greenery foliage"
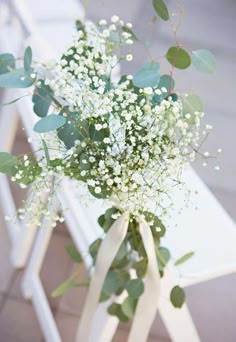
(0, 0, 216, 323)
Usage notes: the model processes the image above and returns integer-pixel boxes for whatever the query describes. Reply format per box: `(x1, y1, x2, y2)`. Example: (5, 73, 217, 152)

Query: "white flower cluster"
(34, 18, 205, 217)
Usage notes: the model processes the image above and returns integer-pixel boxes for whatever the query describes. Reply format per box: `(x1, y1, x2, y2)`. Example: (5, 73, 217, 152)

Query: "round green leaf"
(143, 211, 166, 237)
(170, 285, 185, 308)
(0, 152, 17, 173)
(115, 243, 127, 262)
(107, 303, 129, 322)
(156, 246, 171, 272)
(166, 47, 191, 69)
(99, 291, 110, 303)
(33, 114, 66, 133)
(32, 81, 53, 117)
(88, 184, 112, 199)
(182, 94, 203, 114)
(153, 0, 169, 21)
(153, 74, 175, 102)
(103, 270, 121, 295)
(121, 296, 137, 319)
(107, 303, 120, 316)
(159, 74, 175, 93)
(133, 62, 160, 88)
(192, 49, 216, 73)
(126, 279, 144, 299)
(89, 238, 102, 262)
(0, 53, 15, 74)
(133, 259, 147, 278)
(0, 68, 33, 88)
(89, 124, 110, 142)
(57, 112, 88, 148)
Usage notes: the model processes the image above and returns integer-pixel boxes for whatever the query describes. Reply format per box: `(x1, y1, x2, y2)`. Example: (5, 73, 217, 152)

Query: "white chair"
(1, 1, 236, 341)
(0, 1, 121, 341)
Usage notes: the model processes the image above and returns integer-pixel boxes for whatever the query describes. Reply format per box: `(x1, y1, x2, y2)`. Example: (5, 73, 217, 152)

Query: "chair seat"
(164, 169, 236, 287)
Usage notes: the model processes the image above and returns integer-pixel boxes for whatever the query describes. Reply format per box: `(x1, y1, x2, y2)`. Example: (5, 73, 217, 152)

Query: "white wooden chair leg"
(88, 293, 126, 342)
(22, 214, 62, 342)
(158, 269, 201, 342)
(0, 90, 37, 268)
(0, 89, 47, 268)
(22, 212, 55, 298)
(0, 173, 37, 268)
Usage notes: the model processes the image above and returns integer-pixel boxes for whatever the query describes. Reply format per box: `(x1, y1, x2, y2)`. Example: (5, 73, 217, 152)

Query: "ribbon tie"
(77, 212, 161, 342)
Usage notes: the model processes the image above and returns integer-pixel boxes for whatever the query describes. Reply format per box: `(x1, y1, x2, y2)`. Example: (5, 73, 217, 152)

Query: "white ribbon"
(77, 212, 160, 342)
(128, 219, 161, 342)
(77, 212, 130, 341)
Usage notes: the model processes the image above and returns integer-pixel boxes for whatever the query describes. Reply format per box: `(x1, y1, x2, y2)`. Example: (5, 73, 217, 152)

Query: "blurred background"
(0, 0, 235, 341)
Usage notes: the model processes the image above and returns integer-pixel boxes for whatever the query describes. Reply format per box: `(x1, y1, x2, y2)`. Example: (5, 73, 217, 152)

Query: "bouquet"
(0, 1, 217, 340)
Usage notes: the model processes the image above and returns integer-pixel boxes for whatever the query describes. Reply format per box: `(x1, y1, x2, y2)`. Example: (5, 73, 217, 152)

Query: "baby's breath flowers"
(0, 9, 217, 322)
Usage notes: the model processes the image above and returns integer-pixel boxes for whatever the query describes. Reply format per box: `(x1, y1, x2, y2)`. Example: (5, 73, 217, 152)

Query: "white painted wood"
(0, 1, 121, 341)
(21, 209, 62, 342)
(164, 169, 236, 287)
(158, 268, 200, 342)
(0, 16, 48, 268)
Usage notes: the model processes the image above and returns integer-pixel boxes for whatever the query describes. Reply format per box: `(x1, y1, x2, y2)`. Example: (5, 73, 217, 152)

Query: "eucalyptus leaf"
(166, 47, 191, 69)
(121, 296, 137, 319)
(153, 74, 175, 102)
(42, 139, 50, 165)
(103, 270, 121, 295)
(126, 278, 144, 299)
(153, 0, 169, 21)
(192, 49, 216, 73)
(107, 303, 121, 316)
(107, 303, 129, 322)
(99, 291, 110, 303)
(89, 124, 110, 142)
(0, 152, 17, 173)
(143, 211, 166, 237)
(114, 271, 130, 293)
(114, 243, 127, 262)
(133, 62, 160, 88)
(98, 214, 107, 231)
(105, 207, 118, 221)
(66, 244, 83, 263)
(88, 184, 112, 199)
(32, 81, 53, 117)
(79, 153, 91, 171)
(170, 285, 185, 308)
(182, 94, 203, 114)
(133, 259, 147, 278)
(24, 46, 32, 71)
(156, 246, 171, 271)
(51, 278, 77, 298)
(0, 68, 33, 88)
(0, 53, 15, 74)
(89, 238, 102, 262)
(174, 251, 195, 266)
(159, 74, 175, 93)
(57, 112, 88, 148)
(33, 114, 66, 133)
